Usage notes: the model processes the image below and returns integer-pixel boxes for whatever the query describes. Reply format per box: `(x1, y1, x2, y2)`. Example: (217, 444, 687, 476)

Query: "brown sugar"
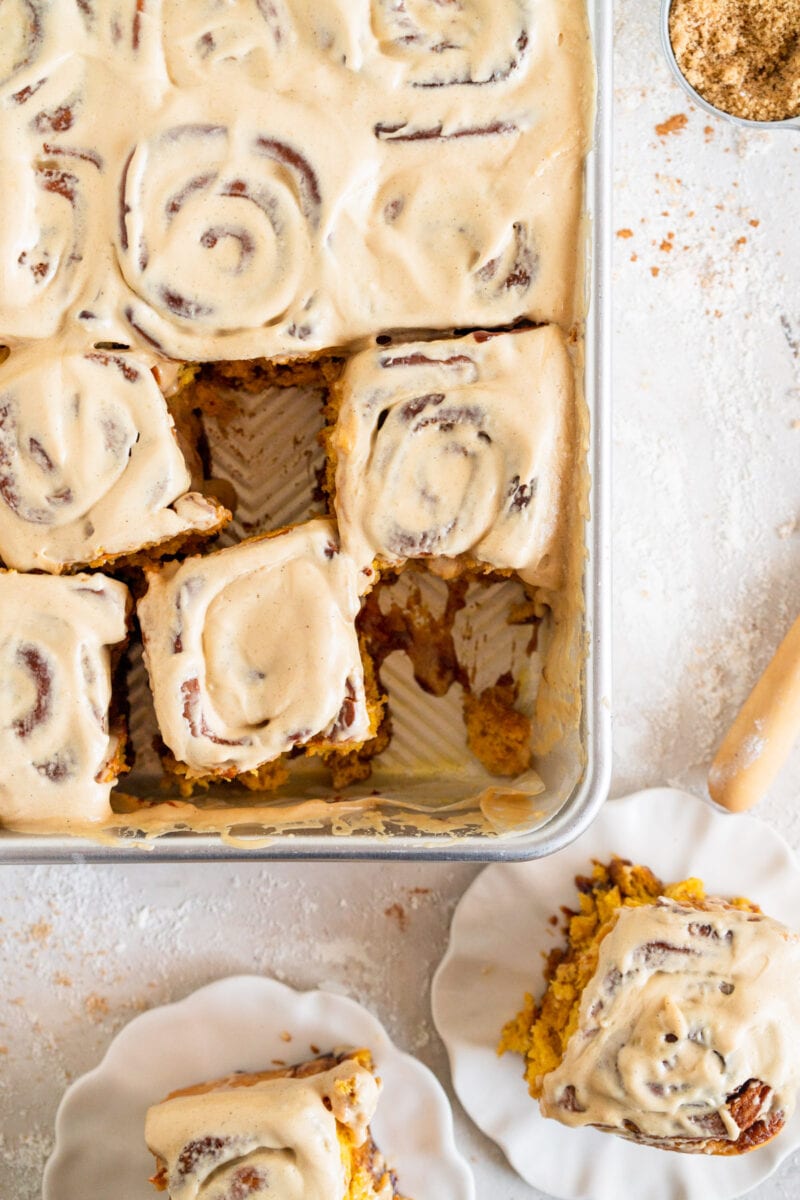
(669, 0, 800, 122)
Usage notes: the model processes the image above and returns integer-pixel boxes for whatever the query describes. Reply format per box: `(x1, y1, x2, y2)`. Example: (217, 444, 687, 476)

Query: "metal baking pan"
(1, 1, 611, 863)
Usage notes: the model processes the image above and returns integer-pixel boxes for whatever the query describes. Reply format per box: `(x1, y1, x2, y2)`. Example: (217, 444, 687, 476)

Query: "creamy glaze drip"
(333, 327, 573, 592)
(0, 571, 128, 830)
(0, 347, 227, 572)
(541, 899, 800, 1143)
(0, 0, 591, 360)
(137, 519, 372, 775)
(145, 1059, 383, 1200)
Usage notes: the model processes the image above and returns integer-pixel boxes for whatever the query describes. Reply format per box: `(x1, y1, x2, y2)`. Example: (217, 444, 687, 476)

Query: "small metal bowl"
(660, 0, 800, 131)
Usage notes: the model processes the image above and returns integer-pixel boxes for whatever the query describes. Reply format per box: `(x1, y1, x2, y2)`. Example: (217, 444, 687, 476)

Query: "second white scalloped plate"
(432, 788, 800, 1200)
(43, 974, 474, 1200)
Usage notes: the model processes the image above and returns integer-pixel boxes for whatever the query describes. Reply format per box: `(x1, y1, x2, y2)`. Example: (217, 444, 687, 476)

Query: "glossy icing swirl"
(541, 899, 800, 1145)
(333, 327, 573, 591)
(0, 571, 128, 830)
(138, 518, 372, 775)
(0, 348, 228, 572)
(146, 1059, 382, 1200)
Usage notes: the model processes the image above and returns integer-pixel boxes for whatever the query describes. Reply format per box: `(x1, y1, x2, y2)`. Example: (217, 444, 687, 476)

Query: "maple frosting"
(0, 0, 592, 361)
(541, 899, 800, 1143)
(0, 348, 228, 572)
(332, 326, 573, 591)
(145, 1059, 384, 1200)
(0, 571, 129, 830)
(137, 519, 372, 776)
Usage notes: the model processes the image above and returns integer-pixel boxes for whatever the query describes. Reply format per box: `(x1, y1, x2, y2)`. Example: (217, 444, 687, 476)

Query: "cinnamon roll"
(0, 69, 97, 341)
(0, 570, 129, 832)
(161, 0, 361, 88)
(0, 51, 139, 343)
(0, 348, 230, 573)
(161, 0, 286, 88)
(0, 0, 45, 93)
(137, 518, 379, 782)
(370, 0, 530, 88)
(330, 327, 573, 592)
(115, 108, 336, 361)
(500, 859, 800, 1155)
(146, 1050, 402, 1199)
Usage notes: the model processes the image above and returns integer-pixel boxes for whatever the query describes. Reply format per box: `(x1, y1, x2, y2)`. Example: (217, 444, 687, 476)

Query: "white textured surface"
(1, 3, 800, 1198)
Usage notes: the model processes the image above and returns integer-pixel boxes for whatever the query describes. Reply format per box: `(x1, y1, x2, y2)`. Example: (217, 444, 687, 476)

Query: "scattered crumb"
(384, 903, 408, 933)
(655, 113, 688, 137)
(27, 923, 51, 943)
(279, 1030, 292, 1042)
(84, 994, 109, 1022)
(651, 266, 661, 277)
(617, 228, 634, 238)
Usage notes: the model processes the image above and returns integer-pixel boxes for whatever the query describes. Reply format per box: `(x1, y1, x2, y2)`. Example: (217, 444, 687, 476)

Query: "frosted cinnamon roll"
(146, 1050, 402, 1200)
(370, 0, 530, 87)
(161, 0, 361, 88)
(0, 50, 144, 343)
(0, 0, 159, 94)
(0, 58, 98, 341)
(115, 104, 340, 361)
(0, 348, 230, 573)
(138, 518, 379, 782)
(500, 859, 800, 1155)
(0, 571, 129, 832)
(330, 327, 573, 593)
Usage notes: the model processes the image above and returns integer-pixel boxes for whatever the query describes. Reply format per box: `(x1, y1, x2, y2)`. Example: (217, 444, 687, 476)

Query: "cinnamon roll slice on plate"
(0, 348, 230, 573)
(329, 326, 573, 594)
(146, 1048, 406, 1200)
(499, 858, 800, 1155)
(0, 570, 130, 833)
(137, 517, 383, 792)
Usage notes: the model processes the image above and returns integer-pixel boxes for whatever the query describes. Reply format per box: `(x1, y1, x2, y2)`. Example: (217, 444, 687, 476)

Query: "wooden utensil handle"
(708, 611, 800, 812)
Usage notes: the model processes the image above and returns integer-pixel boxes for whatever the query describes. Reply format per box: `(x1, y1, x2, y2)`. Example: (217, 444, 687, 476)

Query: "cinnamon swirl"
(330, 327, 573, 592)
(0, 61, 97, 342)
(0, 570, 129, 832)
(500, 859, 800, 1155)
(115, 104, 343, 361)
(161, 0, 362, 88)
(137, 518, 380, 783)
(146, 1049, 403, 1200)
(370, 0, 531, 88)
(0, 348, 230, 572)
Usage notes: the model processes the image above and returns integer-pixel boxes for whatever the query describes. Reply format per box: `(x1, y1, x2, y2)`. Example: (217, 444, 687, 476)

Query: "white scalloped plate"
(43, 974, 475, 1200)
(432, 788, 800, 1200)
